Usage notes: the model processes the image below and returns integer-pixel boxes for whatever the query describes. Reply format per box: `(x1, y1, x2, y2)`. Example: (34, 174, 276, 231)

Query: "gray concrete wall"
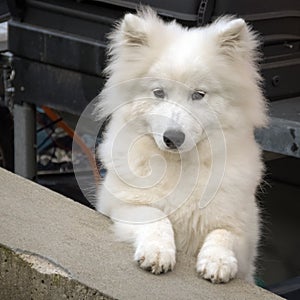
(0, 168, 283, 299)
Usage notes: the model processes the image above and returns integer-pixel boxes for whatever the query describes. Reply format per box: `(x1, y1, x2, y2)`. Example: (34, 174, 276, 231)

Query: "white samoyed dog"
(95, 8, 267, 283)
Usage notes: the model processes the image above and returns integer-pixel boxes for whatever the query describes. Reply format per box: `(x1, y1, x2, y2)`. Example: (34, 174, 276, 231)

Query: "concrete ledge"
(0, 168, 282, 299)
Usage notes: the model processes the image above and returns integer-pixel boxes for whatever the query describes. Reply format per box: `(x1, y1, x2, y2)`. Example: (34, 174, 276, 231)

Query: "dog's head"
(97, 8, 267, 153)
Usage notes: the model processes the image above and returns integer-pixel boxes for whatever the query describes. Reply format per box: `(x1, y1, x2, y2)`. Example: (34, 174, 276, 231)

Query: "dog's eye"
(153, 88, 165, 99)
(191, 90, 205, 101)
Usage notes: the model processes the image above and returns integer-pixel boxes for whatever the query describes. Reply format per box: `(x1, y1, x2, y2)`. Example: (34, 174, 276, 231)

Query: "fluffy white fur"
(95, 8, 267, 283)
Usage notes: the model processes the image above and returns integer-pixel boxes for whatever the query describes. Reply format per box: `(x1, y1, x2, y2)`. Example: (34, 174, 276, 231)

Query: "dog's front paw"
(134, 241, 176, 274)
(197, 246, 238, 283)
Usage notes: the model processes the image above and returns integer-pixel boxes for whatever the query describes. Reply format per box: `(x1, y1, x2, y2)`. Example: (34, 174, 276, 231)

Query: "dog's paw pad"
(196, 246, 238, 283)
(135, 242, 176, 275)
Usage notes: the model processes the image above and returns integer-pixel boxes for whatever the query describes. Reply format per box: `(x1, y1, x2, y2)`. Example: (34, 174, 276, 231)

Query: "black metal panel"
(13, 0, 120, 40)
(262, 58, 300, 101)
(13, 57, 103, 115)
(0, 0, 9, 22)
(9, 20, 106, 76)
(96, 0, 201, 21)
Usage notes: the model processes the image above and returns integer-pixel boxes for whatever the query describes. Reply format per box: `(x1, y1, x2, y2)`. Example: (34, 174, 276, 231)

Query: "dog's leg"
(197, 229, 239, 283)
(112, 205, 176, 274)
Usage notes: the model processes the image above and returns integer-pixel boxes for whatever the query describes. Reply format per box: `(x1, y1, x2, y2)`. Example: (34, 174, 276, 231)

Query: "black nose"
(163, 130, 185, 149)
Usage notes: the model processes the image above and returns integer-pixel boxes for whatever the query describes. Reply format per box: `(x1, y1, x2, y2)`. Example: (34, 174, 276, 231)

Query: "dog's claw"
(197, 247, 238, 283)
(137, 256, 145, 265)
(135, 242, 176, 275)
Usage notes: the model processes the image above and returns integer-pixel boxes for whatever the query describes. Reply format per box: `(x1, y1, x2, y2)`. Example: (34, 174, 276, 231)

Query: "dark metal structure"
(3, 0, 300, 176)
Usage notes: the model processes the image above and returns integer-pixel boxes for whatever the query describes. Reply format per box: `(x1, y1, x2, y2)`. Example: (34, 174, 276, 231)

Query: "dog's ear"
(215, 17, 258, 59)
(105, 8, 161, 69)
(219, 18, 246, 46)
(121, 13, 149, 47)
(119, 7, 161, 49)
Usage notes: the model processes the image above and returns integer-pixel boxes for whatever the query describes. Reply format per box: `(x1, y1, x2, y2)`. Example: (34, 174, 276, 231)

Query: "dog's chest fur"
(127, 137, 214, 255)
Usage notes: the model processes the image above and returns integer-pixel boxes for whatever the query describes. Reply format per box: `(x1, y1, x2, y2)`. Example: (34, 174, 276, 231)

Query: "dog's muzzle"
(163, 130, 185, 149)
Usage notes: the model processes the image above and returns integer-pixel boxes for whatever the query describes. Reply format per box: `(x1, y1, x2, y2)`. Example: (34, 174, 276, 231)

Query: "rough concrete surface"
(0, 168, 283, 299)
